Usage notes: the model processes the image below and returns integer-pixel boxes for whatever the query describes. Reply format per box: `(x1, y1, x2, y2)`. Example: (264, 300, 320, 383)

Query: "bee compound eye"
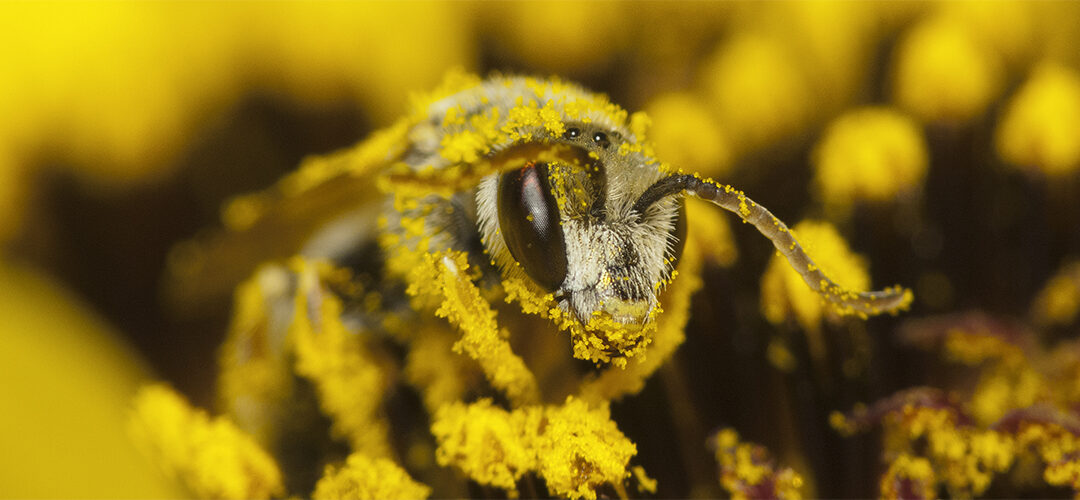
(497, 162, 569, 291)
(563, 127, 581, 139)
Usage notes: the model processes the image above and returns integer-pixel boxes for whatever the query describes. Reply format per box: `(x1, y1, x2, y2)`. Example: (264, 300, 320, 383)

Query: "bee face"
(478, 124, 686, 326)
(558, 195, 686, 325)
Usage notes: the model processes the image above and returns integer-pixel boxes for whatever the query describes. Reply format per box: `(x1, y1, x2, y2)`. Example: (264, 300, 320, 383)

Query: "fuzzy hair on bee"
(167, 71, 912, 365)
(399, 77, 684, 329)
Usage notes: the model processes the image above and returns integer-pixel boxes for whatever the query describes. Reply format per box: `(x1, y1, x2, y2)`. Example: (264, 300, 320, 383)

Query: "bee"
(159, 72, 913, 498)
(167, 72, 911, 366)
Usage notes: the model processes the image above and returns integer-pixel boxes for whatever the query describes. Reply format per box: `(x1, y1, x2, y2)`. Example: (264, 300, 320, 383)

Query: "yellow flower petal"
(645, 92, 732, 179)
(893, 16, 1003, 124)
(0, 262, 183, 498)
(129, 384, 284, 500)
(996, 63, 1080, 177)
(288, 258, 393, 457)
(314, 453, 431, 500)
(761, 220, 871, 333)
(700, 33, 811, 153)
(813, 107, 928, 218)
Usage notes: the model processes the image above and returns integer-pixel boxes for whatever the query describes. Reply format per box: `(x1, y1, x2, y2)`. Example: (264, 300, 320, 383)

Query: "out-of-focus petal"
(996, 63, 1080, 177)
(700, 33, 811, 154)
(893, 16, 1004, 124)
(0, 261, 183, 497)
(813, 107, 928, 218)
(645, 92, 732, 179)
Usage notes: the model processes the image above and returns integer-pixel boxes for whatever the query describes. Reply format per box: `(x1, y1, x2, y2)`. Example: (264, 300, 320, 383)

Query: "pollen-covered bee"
(168, 72, 911, 368)
(159, 72, 914, 495)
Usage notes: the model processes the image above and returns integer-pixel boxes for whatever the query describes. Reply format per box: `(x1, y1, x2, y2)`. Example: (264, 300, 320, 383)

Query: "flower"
(878, 454, 936, 500)
(0, 262, 182, 497)
(313, 452, 431, 500)
(760, 220, 872, 336)
(831, 388, 1015, 498)
(0, 1, 473, 252)
(408, 250, 541, 406)
(892, 15, 1004, 124)
(644, 92, 731, 179)
(812, 107, 928, 218)
(1030, 260, 1080, 328)
(0, 151, 25, 244)
(404, 324, 482, 414)
(480, 1, 629, 75)
(897, 312, 1080, 425)
(431, 397, 640, 500)
(137, 70, 913, 499)
(5, 2, 1080, 498)
(751, 1, 879, 114)
(431, 398, 533, 493)
(710, 428, 805, 500)
(838, 306, 1080, 497)
(996, 62, 1080, 177)
(287, 258, 394, 457)
(936, 0, 1035, 69)
(700, 33, 811, 154)
(129, 384, 285, 500)
(0, 3, 239, 183)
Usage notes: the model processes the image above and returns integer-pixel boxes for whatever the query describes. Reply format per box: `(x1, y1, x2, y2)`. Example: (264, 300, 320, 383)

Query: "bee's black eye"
(497, 162, 568, 291)
(593, 131, 610, 149)
(563, 127, 581, 139)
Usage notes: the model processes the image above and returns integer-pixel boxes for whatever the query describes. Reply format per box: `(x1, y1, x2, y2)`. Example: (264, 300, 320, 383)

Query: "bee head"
(477, 125, 686, 327)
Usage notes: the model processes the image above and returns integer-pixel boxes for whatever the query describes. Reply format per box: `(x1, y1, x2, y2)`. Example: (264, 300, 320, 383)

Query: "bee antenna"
(662, 174, 913, 317)
(632, 175, 694, 219)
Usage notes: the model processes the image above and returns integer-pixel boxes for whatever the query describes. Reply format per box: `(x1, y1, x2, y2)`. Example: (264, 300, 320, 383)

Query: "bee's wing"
(163, 121, 411, 316)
